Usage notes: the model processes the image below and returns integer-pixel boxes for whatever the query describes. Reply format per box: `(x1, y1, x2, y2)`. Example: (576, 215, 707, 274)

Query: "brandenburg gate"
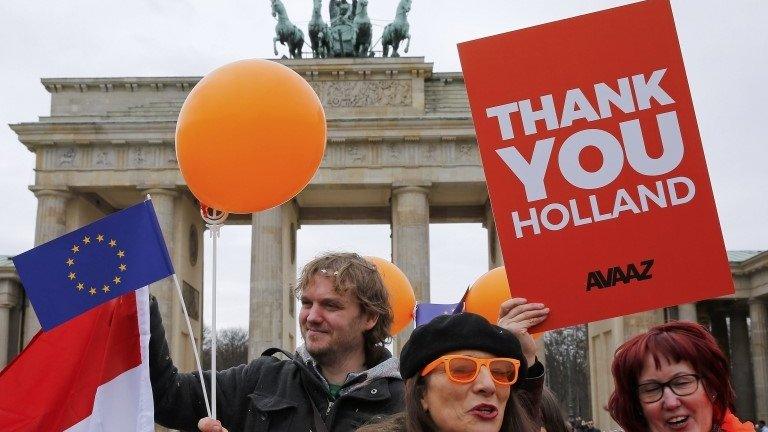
(2, 28, 767, 431)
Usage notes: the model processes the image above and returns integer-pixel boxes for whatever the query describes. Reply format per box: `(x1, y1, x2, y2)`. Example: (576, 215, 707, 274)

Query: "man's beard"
(303, 326, 362, 366)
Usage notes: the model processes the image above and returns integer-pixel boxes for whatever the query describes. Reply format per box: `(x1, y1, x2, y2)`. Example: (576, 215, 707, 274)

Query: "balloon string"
(200, 205, 228, 421)
(210, 223, 219, 420)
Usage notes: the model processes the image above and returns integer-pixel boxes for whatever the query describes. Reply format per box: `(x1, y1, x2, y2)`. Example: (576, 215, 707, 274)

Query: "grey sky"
(1, 1, 766, 329)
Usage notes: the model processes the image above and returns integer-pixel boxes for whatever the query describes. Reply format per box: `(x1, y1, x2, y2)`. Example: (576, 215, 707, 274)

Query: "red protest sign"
(458, 0, 733, 332)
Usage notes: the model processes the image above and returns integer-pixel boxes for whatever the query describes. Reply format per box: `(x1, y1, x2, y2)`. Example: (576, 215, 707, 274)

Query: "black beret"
(399, 312, 528, 385)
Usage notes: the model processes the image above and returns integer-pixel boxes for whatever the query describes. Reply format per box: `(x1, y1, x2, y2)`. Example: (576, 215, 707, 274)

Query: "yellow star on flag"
(68, 272, 76, 280)
(109, 239, 117, 247)
(66, 258, 75, 266)
(113, 276, 121, 285)
(102, 285, 110, 293)
(71, 245, 80, 253)
(76, 282, 84, 291)
(96, 234, 104, 242)
(89, 287, 97, 295)
(117, 250, 125, 258)
(83, 236, 91, 244)
(119, 264, 127, 272)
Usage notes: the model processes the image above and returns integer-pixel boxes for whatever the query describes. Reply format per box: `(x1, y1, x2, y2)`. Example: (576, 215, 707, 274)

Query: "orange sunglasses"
(420, 354, 521, 386)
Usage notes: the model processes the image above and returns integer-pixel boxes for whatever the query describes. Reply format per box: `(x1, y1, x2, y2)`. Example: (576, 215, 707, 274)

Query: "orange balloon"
(465, 267, 542, 340)
(366, 256, 416, 335)
(176, 59, 326, 213)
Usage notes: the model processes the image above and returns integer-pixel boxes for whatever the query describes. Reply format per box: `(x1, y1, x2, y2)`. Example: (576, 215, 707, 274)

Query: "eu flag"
(414, 288, 468, 326)
(12, 199, 174, 331)
(415, 303, 461, 327)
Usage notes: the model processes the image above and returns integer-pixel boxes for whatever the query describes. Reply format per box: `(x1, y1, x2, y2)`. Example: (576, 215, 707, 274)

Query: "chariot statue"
(269, 0, 414, 59)
(327, 0, 358, 57)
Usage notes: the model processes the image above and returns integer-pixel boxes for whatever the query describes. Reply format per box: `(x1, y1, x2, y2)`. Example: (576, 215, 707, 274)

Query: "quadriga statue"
(271, 0, 304, 59)
(382, 0, 412, 57)
(309, 0, 332, 58)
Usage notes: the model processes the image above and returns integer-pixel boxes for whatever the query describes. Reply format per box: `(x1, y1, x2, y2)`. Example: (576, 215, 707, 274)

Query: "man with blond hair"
(150, 252, 403, 431)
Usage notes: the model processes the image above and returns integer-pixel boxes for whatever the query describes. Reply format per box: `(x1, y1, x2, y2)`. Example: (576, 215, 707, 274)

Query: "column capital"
(0, 269, 19, 284)
(392, 185, 431, 196)
(482, 200, 494, 228)
(0, 280, 21, 309)
(677, 302, 699, 323)
(29, 186, 72, 199)
(749, 297, 768, 307)
(140, 186, 179, 198)
(392, 179, 431, 188)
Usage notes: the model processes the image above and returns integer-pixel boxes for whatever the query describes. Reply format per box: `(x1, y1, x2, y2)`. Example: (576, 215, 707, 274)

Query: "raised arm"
(497, 297, 550, 426)
(149, 296, 262, 431)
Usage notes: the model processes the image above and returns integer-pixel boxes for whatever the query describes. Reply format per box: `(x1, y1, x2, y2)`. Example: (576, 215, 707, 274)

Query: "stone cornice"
(275, 56, 433, 80)
(730, 250, 768, 276)
(429, 72, 465, 83)
(41, 77, 200, 93)
(39, 58, 437, 93)
(10, 121, 176, 151)
(11, 117, 477, 150)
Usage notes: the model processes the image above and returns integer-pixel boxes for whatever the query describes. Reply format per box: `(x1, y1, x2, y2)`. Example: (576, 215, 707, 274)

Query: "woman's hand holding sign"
(497, 298, 549, 367)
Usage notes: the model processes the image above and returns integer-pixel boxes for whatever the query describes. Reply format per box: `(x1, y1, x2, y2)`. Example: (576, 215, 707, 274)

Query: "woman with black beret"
(358, 298, 549, 432)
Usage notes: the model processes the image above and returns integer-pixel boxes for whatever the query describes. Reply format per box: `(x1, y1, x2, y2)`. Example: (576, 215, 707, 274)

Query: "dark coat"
(149, 297, 404, 432)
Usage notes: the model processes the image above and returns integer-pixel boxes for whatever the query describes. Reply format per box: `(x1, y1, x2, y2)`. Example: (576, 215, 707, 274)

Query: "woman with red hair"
(607, 321, 753, 432)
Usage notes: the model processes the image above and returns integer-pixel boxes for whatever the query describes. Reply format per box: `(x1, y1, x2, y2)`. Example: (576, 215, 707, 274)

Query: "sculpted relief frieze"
(309, 80, 412, 108)
(128, 146, 149, 168)
(94, 149, 115, 167)
(40, 141, 478, 172)
(57, 147, 77, 167)
(42, 144, 180, 171)
(321, 141, 479, 168)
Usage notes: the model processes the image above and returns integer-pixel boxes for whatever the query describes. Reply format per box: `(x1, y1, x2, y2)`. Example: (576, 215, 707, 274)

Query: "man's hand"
(198, 417, 228, 432)
(497, 298, 549, 368)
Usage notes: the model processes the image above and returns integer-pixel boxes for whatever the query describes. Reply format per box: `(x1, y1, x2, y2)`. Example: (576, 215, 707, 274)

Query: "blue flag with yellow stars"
(12, 199, 174, 331)
(415, 303, 461, 327)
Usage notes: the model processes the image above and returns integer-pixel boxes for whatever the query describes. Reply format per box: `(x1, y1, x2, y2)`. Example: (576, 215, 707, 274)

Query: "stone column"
(729, 307, 755, 420)
(0, 279, 21, 367)
(24, 188, 71, 345)
(709, 307, 731, 360)
(249, 205, 286, 360)
(143, 188, 178, 357)
(749, 298, 768, 420)
(392, 186, 430, 350)
(677, 302, 698, 322)
(0, 306, 8, 367)
(484, 202, 504, 270)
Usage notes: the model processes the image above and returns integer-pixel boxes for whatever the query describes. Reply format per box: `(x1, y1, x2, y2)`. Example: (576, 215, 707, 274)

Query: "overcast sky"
(1, 1, 766, 329)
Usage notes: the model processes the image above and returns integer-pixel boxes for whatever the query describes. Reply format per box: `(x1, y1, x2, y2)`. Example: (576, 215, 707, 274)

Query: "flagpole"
(200, 205, 228, 421)
(146, 194, 212, 417)
(171, 274, 212, 417)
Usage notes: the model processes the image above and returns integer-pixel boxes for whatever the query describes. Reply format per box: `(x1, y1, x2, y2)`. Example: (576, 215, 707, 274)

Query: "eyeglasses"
(637, 373, 701, 403)
(420, 355, 521, 386)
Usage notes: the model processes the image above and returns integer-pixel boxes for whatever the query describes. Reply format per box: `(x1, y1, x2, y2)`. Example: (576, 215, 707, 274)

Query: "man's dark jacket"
(149, 297, 404, 432)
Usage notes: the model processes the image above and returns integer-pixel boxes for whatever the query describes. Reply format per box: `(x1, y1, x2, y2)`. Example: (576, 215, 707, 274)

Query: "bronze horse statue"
(382, 0, 411, 57)
(308, 0, 331, 58)
(353, 0, 372, 57)
(271, 0, 304, 59)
